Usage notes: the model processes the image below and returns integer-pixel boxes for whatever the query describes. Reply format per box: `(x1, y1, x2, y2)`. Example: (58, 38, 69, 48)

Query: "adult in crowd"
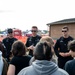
(18, 41, 69, 75)
(64, 40, 75, 75)
(2, 28, 17, 62)
(54, 26, 73, 69)
(7, 41, 31, 75)
(26, 26, 41, 56)
(29, 36, 57, 65)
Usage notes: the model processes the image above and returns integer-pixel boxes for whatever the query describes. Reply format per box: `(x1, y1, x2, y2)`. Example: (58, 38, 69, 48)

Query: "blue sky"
(0, 0, 75, 31)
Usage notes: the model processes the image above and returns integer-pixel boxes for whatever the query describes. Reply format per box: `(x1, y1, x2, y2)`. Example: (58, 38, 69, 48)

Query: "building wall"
(49, 23, 75, 39)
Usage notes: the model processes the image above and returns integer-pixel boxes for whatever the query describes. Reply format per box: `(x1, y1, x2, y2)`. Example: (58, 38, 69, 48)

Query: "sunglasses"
(62, 30, 67, 32)
(8, 31, 13, 34)
(31, 30, 37, 32)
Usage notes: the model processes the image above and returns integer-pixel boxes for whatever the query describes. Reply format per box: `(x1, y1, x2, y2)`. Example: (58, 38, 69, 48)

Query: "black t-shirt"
(54, 36, 73, 59)
(26, 35, 41, 47)
(10, 55, 31, 75)
(2, 37, 17, 57)
(26, 35, 41, 56)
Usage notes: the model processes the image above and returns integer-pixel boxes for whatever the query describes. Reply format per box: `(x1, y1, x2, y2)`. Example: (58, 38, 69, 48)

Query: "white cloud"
(0, 0, 75, 31)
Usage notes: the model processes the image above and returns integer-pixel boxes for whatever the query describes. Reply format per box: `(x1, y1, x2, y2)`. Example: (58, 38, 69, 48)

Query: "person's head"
(11, 40, 26, 56)
(7, 28, 14, 38)
(31, 26, 38, 37)
(40, 36, 54, 46)
(62, 26, 69, 37)
(40, 36, 54, 53)
(33, 41, 53, 61)
(68, 40, 75, 57)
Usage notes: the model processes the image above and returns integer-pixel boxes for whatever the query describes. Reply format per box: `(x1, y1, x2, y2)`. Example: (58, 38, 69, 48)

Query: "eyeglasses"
(31, 30, 37, 32)
(62, 30, 67, 32)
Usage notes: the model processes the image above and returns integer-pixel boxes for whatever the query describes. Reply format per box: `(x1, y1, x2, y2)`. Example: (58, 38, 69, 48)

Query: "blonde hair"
(40, 36, 54, 46)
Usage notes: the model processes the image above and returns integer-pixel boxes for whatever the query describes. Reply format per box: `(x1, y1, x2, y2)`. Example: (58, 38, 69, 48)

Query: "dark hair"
(11, 41, 26, 56)
(33, 41, 52, 60)
(32, 26, 38, 29)
(62, 26, 69, 31)
(68, 40, 75, 52)
(7, 28, 13, 33)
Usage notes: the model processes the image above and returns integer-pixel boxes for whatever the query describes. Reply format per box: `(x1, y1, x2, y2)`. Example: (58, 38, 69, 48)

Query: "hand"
(28, 45, 35, 50)
(59, 52, 65, 57)
(64, 52, 71, 57)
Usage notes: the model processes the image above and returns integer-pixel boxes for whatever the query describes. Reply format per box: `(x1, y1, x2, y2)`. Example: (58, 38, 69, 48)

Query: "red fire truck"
(13, 29, 22, 36)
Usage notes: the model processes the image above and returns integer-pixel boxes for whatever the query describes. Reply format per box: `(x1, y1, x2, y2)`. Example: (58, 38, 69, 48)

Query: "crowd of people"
(0, 25, 75, 75)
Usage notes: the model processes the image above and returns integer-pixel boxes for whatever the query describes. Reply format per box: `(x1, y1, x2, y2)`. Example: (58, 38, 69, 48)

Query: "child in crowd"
(18, 41, 68, 75)
(29, 36, 57, 65)
(64, 40, 75, 75)
(7, 41, 31, 75)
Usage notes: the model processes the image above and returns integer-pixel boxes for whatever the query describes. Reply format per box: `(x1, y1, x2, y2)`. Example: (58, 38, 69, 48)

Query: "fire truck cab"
(13, 29, 22, 36)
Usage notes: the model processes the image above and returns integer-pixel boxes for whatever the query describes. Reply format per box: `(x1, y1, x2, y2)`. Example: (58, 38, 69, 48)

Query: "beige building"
(47, 18, 75, 39)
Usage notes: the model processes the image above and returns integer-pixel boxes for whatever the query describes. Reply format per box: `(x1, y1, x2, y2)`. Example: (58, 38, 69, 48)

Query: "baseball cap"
(7, 28, 13, 34)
